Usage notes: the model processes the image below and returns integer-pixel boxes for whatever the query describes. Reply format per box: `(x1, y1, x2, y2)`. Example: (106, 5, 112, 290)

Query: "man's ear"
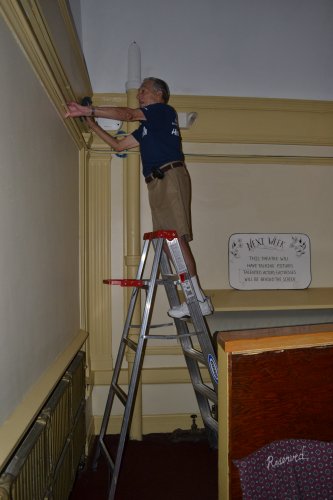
(156, 89, 164, 101)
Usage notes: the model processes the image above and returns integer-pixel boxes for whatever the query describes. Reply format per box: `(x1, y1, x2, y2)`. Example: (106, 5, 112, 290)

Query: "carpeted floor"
(69, 432, 218, 500)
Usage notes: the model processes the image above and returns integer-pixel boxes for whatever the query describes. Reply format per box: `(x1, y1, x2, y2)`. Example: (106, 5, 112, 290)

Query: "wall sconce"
(178, 112, 198, 129)
(95, 118, 122, 131)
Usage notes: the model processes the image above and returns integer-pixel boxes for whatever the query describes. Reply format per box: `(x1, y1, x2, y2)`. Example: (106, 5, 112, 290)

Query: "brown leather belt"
(145, 161, 184, 184)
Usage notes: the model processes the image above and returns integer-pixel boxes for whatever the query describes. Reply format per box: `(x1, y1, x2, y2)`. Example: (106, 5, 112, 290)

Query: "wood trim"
(93, 412, 204, 436)
(92, 93, 333, 148)
(207, 287, 333, 312)
(218, 346, 230, 500)
(0, 0, 90, 148)
(87, 152, 113, 372)
(218, 323, 333, 354)
(84, 135, 333, 165)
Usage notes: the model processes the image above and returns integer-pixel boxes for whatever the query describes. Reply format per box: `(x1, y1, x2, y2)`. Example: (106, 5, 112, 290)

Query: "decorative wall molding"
(87, 152, 113, 373)
(93, 92, 333, 149)
(0, 0, 91, 148)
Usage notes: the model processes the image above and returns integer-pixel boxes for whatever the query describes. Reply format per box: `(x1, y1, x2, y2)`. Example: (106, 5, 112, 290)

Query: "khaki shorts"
(147, 165, 193, 241)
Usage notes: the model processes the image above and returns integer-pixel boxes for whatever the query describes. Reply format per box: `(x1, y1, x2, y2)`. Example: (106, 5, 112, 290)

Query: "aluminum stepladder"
(93, 230, 218, 500)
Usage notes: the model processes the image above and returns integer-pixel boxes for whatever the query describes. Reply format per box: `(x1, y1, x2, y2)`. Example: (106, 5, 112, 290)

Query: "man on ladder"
(66, 76, 213, 319)
(67, 78, 217, 500)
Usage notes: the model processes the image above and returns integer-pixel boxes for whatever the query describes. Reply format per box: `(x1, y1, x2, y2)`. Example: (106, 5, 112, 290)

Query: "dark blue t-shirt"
(132, 103, 184, 177)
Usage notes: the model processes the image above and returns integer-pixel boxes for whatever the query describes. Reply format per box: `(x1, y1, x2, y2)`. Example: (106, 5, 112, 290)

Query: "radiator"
(0, 351, 86, 500)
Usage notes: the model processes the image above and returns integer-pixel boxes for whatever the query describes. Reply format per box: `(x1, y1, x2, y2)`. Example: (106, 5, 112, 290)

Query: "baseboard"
(93, 413, 204, 436)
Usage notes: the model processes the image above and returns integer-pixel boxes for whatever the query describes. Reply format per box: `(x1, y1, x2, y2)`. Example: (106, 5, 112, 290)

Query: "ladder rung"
(182, 347, 205, 365)
(103, 279, 148, 287)
(123, 337, 138, 352)
(156, 277, 179, 285)
(112, 383, 128, 406)
(144, 331, 203, 340)
(159, 273, 178, 279)
(144, 332, 197, 340)
(131, 322, 173, 329)
(193, 383, 218, 404)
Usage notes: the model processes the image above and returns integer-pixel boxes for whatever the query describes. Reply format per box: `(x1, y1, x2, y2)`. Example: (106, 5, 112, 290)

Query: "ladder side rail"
(103, 236, 152, 414)
(187, 303, 218, 392)
(92, 284, 142, 470)
(135, 237, 151, 280)
(151, 242, 216, 409)
(159, 250, 216, 428)
(108, 330, 148, 500)
(107, 237, 165, 499)
(171, 314, 217, 431)
(159, 241, 218, 434)
(93, 238, 152, 470)
(165, 237, 218, 390)
(175, 317, 218, 433)
(159, 249, 206, 365)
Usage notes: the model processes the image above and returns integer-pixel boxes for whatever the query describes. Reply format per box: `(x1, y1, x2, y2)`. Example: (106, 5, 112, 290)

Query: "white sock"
(191, 276, 206, 302)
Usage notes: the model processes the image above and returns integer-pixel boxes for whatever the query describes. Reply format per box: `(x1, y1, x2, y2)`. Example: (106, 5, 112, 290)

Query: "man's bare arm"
(65, 102, 145, 122)
(86, 117, 139, 152)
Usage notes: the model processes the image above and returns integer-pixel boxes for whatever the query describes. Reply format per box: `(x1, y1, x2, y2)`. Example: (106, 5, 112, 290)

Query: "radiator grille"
(50, 439, 73, 500)
(0, 420, 48, 500)
(40, 380, 71, 475)
(65, 353, 86, 424)
(72, 402, 86, 473)
(49, 402, 85, 500)
(0, 351, 86, 500)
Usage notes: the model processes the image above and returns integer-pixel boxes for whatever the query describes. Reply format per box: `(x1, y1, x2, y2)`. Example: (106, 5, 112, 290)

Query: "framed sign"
(229, 233, 311, 290)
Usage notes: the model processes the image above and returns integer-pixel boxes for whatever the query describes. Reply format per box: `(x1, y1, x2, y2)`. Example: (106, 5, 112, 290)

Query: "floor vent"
(0, 351, 86, 500)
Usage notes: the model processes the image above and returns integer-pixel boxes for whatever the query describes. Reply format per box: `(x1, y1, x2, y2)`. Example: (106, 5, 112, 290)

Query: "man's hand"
(65, 101, 90, 118)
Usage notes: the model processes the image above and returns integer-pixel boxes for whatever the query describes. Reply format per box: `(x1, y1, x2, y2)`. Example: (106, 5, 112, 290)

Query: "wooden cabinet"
(217, 323, 333, 499)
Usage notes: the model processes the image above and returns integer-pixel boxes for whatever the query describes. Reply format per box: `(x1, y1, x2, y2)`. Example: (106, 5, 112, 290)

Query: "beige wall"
(89, 97, 333, 432)
(0, 12, 84, 467)
(189, 160, 333, 288)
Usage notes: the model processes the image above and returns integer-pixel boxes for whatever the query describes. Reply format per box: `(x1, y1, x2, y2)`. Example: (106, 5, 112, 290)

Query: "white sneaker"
(168, 297, 214, 319)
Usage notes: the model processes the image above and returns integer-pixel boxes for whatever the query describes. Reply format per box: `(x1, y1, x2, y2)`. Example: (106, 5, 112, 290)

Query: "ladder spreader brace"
(93, 230, 218, 500)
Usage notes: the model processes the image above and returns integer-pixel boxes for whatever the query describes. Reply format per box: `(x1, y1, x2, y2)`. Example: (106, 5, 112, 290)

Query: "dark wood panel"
(228, 346, 333, 499)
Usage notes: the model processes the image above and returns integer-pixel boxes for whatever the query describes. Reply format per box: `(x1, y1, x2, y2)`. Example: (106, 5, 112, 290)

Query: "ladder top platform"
(143, 230, 178, 240)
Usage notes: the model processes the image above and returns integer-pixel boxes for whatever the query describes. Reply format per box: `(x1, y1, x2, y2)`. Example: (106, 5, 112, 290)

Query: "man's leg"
(178, 237, 196, 276)
(168, 237, 213, 318)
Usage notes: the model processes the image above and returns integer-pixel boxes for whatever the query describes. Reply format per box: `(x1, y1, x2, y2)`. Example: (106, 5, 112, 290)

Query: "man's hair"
(144, 77, 170, 103)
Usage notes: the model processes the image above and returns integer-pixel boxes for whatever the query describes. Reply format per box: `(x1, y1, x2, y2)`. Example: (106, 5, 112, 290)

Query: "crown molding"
(2, 0, 331, 152)
(1, 0, 91, 148)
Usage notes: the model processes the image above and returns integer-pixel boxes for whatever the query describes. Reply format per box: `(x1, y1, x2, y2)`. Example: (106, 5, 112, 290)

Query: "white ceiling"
(71, 0, 333, 100)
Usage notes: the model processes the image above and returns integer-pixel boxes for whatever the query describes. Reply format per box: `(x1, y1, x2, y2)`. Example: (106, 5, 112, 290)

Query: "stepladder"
(93, 230, 218, 500)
